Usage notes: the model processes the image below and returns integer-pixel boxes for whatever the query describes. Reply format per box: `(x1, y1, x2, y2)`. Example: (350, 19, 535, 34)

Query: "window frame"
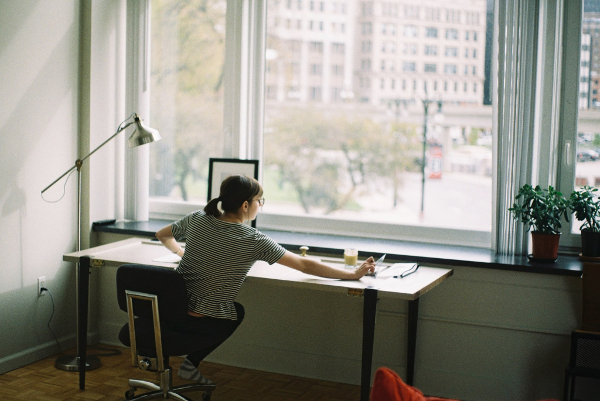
(141, 0, 585, 251)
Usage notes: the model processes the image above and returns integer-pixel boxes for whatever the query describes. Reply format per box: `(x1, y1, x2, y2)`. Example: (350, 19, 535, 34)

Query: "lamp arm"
(79, 120, 134, 164)
(41, 119, 135, 194)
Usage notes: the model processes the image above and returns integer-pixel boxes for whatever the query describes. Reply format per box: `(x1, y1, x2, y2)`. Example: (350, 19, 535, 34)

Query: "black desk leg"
(406, 298, 419, 386)
(360, 288, 378, 401)
(78, 256, 90, 390)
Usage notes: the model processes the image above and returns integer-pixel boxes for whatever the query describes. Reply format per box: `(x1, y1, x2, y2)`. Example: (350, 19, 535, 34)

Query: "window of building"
(403, 62, 416, 72)
(424, 45, 438, 56)
(424, 63, 437, 73)
(445, 47, 458, 57)
(403, 43, 418, 54)
(404, 25, 418, 37)
(425, 27, 438, 38)
(446, 28, 458, 40)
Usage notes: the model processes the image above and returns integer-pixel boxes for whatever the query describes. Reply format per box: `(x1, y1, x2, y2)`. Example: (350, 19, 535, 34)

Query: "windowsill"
(92, 219, 584, 277)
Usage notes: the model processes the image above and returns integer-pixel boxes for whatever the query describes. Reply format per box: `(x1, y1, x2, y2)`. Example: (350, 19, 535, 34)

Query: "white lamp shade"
(128, 115, 161, 147)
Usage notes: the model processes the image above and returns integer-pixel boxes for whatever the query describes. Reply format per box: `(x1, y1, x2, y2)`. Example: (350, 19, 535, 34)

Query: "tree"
(264, 107, 421, 214)
(150, 0, 226, 200)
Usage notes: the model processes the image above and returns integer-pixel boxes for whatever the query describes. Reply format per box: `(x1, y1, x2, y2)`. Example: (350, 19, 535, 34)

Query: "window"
(403, 43, 417, 55)
(403, 62, 416, 72)
(424, 45, 438, 56)
(559, 1, 600, 248)
(144, 0, 587, 252)
(424, 63, 437, 73)
(149, 0, 227, 203)
(445, 47, 458, 57)
(404, 25, 418, 37)
(425, 27, 438, 38)
(446, 28, 458, 40)
(444, 64, 457, 74)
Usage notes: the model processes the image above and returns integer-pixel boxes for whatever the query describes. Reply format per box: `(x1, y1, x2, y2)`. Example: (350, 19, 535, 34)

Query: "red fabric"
(369, 367, 559, 401)
(370, 367, 458, 401)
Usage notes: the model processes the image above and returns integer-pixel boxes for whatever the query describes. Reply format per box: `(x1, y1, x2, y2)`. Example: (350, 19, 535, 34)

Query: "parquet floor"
(0, 345, 361, 401)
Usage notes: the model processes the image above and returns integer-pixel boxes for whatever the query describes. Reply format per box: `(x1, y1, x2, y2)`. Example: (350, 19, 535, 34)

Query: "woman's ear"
(242, 200, 249, 211)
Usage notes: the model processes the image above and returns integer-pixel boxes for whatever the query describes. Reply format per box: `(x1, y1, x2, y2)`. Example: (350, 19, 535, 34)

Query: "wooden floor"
(0, 345, 361, 401)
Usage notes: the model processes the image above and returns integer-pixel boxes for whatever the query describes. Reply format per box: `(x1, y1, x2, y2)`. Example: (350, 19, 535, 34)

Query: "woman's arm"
(156, 225, 184, 257)
(277, 250, 375, 280)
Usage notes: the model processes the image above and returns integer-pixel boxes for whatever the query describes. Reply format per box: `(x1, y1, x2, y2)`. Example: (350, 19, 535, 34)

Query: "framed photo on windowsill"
(207, 158, 259, 227)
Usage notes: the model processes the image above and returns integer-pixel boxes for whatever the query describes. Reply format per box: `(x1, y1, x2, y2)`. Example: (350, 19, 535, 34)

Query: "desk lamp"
(41, 113, 161, 372)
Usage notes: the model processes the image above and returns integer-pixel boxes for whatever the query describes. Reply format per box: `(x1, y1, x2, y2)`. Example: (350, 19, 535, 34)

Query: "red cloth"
(369, 367, 559, 401)
(370, 367, 458, 401)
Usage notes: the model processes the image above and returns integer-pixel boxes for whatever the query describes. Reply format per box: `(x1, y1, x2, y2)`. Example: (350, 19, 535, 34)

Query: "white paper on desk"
(376, 263, 418, 278)
(152, 254, 182, 263)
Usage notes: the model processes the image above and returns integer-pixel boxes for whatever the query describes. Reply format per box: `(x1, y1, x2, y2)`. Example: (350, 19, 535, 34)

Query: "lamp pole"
(41, 113, 161, 380)
(420, 99, 442, 219)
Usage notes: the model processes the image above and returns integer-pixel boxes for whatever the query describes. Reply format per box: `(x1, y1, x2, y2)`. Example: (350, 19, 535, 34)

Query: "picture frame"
(207, 158, 260, 227)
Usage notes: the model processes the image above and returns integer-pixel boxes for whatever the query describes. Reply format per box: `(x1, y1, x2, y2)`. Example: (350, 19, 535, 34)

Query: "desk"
(64, 237, 453, 400)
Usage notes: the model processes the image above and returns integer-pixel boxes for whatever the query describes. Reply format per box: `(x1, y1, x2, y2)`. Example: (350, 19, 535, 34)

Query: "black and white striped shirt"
(171, 211, 286, 320)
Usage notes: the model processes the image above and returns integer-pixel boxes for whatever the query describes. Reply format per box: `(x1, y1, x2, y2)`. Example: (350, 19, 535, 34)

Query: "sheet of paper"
(376, 263, 418, 278)
(152, 253, 181, 263)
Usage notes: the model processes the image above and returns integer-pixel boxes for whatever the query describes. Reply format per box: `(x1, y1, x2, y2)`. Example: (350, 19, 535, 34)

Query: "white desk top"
(64, 237, 452, 301)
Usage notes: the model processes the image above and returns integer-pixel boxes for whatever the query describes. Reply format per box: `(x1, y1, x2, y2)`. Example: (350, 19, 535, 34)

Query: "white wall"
(0, 0, 81, 373)
(0, 0, 129, 375)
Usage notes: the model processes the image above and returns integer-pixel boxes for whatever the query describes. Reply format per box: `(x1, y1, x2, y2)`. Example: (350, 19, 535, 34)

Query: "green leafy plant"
(569, 186, 600, 233)
(509, 184, 570, 234)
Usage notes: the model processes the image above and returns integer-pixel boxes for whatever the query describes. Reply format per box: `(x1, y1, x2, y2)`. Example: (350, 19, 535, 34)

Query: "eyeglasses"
(254, 197, 265, 206)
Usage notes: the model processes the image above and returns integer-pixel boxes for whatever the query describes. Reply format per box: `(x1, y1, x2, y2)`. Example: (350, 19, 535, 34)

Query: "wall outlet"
(38, 276, 46, 296)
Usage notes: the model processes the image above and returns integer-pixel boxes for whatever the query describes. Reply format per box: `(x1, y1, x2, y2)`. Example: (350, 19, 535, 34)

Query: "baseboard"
(203, 339, 396, 385)
(0, 336, 75, 375)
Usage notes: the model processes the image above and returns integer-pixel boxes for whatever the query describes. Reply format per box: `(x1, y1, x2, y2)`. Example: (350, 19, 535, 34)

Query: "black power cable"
(42, 287, 122, 357)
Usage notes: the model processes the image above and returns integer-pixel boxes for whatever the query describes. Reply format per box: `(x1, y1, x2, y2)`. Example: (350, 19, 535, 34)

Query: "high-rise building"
(354, 0, 487, 106)
(265, 0, 487, 107)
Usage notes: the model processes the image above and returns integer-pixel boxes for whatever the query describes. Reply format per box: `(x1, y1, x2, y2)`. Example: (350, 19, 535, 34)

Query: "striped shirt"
(171, 211, 286, 320)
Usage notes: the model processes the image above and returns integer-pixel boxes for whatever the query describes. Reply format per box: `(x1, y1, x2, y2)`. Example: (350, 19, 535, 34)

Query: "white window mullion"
(224, 0, 265, 167)
(558, 1, 584, 250)
(223, 0, 245, 158)
(125, 0, 151, 221)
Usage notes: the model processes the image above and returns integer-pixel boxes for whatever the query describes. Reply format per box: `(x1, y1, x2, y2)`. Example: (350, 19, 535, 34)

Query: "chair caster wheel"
(125, 388, 136, 399)
(202, 391, 212, 401)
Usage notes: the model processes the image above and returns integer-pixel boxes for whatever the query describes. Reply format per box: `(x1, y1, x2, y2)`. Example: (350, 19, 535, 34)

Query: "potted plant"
(569, 186, 600, 258)
(509, 184, 570, 261)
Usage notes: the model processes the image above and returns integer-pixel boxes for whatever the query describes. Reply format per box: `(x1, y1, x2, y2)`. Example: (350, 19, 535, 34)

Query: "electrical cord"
(41, 287, 122, 357)
(40, 169, 77, 203)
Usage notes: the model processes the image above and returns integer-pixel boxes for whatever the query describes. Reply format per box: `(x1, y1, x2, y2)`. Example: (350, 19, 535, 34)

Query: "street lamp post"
(388, 98, 410, 207)
(420, 99, 442, 219)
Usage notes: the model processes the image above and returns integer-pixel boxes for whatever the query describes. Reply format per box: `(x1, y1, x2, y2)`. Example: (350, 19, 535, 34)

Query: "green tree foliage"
(264, 107, 421, 214)
(150, 0, 226, 200)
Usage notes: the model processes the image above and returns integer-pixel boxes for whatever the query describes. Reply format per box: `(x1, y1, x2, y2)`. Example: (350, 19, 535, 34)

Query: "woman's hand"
(278, 251, 376, 280)
(350, 257, 376, 279)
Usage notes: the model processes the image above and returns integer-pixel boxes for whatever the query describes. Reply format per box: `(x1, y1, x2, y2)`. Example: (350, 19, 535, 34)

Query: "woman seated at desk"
(156, 174, 376, 385)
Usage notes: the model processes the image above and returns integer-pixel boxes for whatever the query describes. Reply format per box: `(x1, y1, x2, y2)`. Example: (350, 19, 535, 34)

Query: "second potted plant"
(570, 185, 600, 258)
(509, 184, 570, 261)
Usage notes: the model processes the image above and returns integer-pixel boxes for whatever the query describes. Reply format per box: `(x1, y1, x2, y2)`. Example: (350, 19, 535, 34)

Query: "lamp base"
(55, 355, 101, 372)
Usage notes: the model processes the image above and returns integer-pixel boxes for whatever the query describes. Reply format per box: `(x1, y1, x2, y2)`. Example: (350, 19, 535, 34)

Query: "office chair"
(563, 330, 600, 401)
(116, 264, 215, 401)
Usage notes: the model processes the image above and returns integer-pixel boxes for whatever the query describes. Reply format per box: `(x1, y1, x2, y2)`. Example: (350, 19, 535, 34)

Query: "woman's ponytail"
(204, 197, 222, 217)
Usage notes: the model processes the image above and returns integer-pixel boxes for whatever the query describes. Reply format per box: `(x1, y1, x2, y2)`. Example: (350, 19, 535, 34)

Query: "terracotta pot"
(531, 232, 560, 260)
(581, 230, 600, 257)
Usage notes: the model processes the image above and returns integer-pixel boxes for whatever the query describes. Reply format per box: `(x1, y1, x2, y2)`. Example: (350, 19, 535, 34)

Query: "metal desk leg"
(78, 256, 90, 390)
(360, 288, 378, 401)
(406, 298, 419, 386)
